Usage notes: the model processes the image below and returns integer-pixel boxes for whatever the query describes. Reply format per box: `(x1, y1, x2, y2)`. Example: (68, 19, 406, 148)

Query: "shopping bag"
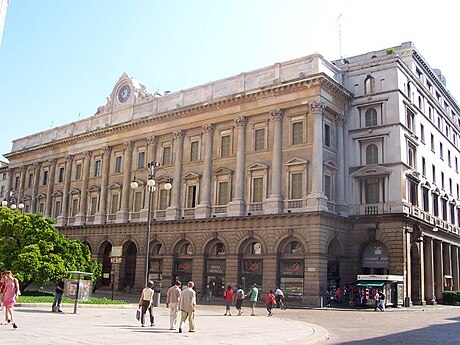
(136, 308, 141, 320)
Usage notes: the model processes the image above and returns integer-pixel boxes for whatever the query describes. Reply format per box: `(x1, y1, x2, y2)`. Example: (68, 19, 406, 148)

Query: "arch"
(82, 240, 92, 254)
(98, 241, 112, 286)
(121, 240, 137, 289)
(365, 108, 378, 127)
(364, 75, 375, 95)
(327, 238, 343, 256)
(237, 236, 266, 256)
(174, 239, 194, 256)
(203, 238, 228, 298)
(278, 238, 305, 255)
(204, 239, 227, 257)
(410, 243, 422, 305)
(173, 239, 194, 287)
(326, 237, 343, 290)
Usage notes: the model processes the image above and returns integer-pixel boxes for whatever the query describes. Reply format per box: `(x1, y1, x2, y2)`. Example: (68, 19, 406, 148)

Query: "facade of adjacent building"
(3, 42, 460, 306)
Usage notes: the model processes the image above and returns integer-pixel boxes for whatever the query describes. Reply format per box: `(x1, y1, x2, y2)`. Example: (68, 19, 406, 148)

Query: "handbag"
(136, 308, 141, 321)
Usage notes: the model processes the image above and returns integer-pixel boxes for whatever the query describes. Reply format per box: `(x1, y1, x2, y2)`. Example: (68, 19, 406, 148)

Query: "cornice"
(6, 73, 351, 159)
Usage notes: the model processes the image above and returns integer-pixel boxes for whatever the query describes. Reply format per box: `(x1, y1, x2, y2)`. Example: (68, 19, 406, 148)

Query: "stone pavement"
(4, 303, 328, 345)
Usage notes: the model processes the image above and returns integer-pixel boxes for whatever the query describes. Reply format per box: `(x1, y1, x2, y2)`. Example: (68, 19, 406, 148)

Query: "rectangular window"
(218, 181, 229, 205)
(291, 173, 303, 200)
(408, 143, 416, 168)
(440, 142, 443, 159)
(75, 163, 82, 180)
(420, 124, 425, 142)
(54, 201, 61, 218)
(430, 134, 435, 152)
(190, 141, 199, 161)
(94, 160, 102, 177)
(162, 146, 171, 166)
(254, 128, 265, 151)
(71, 198, 79, 217)
(28, 173, 33, 188)
(432, 165, 436, 183)
(114, 156, 122, 173)
(110, 194, 119, 214)
(221, 135, 231, 157)
(138, 151, 145, 169)
(58, 167, 65, 183)
(292, 122, 303, 145)
(449, 178, 453, 195)
(406, 108, 415, 132)
(90, 196, 98, 215)
(15, 176, 19, 189)
(252, 177, 264, 203)
(448, 150, 451, 166)
(422, 188, 429, 212)
(441, 172, 445, 189)
(324, 124, 331, 147)
(422, 157, 426, 177)
(42, 170, 48, 186)
(432, 194, 439, 217)
(186, 185, 197, 208)
(159, 189, 168, 210)
(456, 157, 459, 173)
(133, 191, 142, 212)
(324, 175, 332, 200)
(39, 202, 45, 214)
(365, 178, 379, 204)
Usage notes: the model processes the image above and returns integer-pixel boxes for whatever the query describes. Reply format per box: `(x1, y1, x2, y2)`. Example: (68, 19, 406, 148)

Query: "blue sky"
(1, 1, 459, 161)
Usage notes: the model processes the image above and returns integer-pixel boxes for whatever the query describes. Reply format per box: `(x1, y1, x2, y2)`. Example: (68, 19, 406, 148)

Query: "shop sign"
(206, 260, 225, 274)
(362, 241, 389, 268)
(242, 260, 263, 274)
(280, 261, 304, 276)
(176, 260, 192, 273)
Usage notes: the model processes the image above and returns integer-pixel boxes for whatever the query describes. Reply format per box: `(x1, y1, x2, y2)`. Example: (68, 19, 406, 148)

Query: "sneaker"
(58, 310, 63, 313)
(150, 323, 155, 327)
(178, 328, 182, 333)
(12, 323, 17, 329)
(141, 324, 145, 327)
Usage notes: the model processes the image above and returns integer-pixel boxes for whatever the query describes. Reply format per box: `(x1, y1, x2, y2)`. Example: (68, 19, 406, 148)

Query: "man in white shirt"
(274, 287, 284, 308)
(166, 280, 182, 330)
(178, 281, 196, 333)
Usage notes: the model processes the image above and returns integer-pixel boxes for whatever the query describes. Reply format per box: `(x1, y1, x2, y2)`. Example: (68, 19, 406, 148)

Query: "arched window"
(365, 108, 377, 127)
(177, 241, 193, 255)
(244, 241, 262, 255)
(364, 76, 375, 95)
(366, 144, 379, 164)
(282, 240, 303, 255)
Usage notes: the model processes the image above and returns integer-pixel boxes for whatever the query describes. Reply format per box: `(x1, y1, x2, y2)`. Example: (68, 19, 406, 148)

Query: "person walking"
(52, 277, 66, 312)
(274, 287, 284, 308)
(246, 283, 259, 316)
(265, 289, 276, 316)
(234, 285, 245, 316)
(224, 285, 234, 316)
(138, 280, 155, 327)
(178, 281, 196, 333)
(166, 280, 182, 330)
(2, 271, 19, 329)
(377, 290, 386, 312)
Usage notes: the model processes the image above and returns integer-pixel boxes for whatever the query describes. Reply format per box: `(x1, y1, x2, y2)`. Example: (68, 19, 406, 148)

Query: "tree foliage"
(0, 208, 101, 290)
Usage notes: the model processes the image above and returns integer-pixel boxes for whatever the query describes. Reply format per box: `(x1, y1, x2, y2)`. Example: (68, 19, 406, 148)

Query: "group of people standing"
(139, 279, 197, 333)
(0, 270, 20, 329)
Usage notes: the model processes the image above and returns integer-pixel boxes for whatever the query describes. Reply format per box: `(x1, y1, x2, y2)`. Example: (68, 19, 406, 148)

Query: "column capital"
(48, 158, 56, 166)
(33, 162, 41, 169)
(202, 123, 215, 133)
(123, 140, 133, 151)
(270, 109, 284, 121)
(83, 151, 92, 159)
(102, 145, 112, 156)
(234, 116, 248, 127)
(309, 101, 326, 114)
(147, 135, 159, 144)
(19, 164, 25, 171)
(336, 114, 346, 126)
(173, 130, 186, 140)
(65, 154, 74, 161)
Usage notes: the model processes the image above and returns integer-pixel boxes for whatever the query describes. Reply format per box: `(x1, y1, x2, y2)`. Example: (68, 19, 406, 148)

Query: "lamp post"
(131, 162, 172, 286)
(1, 190, 24, 211)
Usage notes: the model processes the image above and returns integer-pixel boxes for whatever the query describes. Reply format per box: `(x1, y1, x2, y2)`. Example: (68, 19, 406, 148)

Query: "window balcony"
(248, 202, 263, 212)
(86, 215, 95, 223)
(182, 208, 195, 219)
(130, 212, 141, 221)
(212, 206, 227, 216)
(154, 210, 166, 220)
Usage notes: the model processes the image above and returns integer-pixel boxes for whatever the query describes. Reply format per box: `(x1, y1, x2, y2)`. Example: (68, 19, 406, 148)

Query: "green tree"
(0, 207, 101, 291)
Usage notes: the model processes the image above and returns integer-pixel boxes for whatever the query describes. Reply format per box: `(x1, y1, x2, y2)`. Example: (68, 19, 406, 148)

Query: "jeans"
(52, 291, 63, 311)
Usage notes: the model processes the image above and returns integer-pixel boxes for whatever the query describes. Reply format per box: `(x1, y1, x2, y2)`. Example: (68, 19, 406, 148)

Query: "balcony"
(248, 202, 263, 212)
(154, 210, 166, 220)
(130, 212, 141, 221)
(182, 208, 195, 219)
(86, 215, 95, 223)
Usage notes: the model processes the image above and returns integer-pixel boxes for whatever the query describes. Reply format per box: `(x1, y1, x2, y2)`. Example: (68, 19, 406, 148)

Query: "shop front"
(355, 274, 404, 307)
(174, 259, 192, 286)
(204, 259, 226, 297)
(148, 258, 162, 287)
(278, 260, 304, 300)
(240, 259, 263, 292)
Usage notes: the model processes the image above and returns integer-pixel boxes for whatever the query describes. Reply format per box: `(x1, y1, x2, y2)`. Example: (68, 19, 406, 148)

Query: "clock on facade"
(117, 84, 131, 103)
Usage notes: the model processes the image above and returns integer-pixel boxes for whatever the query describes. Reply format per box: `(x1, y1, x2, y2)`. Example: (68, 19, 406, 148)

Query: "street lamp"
(1, 190, 24, 211)
(131, 162, 172, 286)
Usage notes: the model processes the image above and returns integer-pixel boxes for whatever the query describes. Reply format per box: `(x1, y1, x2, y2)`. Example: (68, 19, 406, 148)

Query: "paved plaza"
(3, 297, 460, 345)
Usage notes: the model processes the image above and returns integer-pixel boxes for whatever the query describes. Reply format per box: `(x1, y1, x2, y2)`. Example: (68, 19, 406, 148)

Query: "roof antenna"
(336, 13, 343, 59)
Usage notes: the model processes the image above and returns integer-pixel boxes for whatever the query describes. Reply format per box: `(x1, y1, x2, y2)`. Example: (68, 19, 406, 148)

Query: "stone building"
(3, 42, 460, 306)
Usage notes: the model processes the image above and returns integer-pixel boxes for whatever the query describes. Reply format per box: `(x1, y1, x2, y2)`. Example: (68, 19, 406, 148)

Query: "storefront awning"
(356, 281, 384, 287)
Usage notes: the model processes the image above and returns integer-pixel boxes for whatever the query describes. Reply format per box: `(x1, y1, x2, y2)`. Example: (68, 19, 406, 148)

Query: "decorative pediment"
(51, 190, 63, 197)
(248, 162, 269, 171)
(422, 180, 431, 189)
(324, 160, 336, 171)
(431, 187, 441, 195)
(285, 157, 309, 166)
(183, 171, 202, 180)
(69, 188, 81, 195)
(37, 192, 47, 199)
(214, 167, 234, 176)
(88, 185, 101, 193)
(108, 182, 122, 190)
(22, 195, 32, 201)
(405, 169, 421, 183)
(351, 165, 391, 178)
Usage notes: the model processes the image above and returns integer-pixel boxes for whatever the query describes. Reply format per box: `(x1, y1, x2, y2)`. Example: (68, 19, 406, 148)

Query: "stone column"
(405, 230, 412, 306)
(18, 165, 26, 194)
(418, 238, 426, 305)
(57, 155, 73, 226)
(45, 159, 56, 218)
(6, 167, 13, 192)
(434, 240, 444, 301)
(452, 246, 459, 291)
(141, 136, 159, 220)
(196, 124, 214, 219)
(443, 243, 452, 290)
(75, 151, 91, 225)
(423, 237, 436, 304)
(166, 130, 185, 220)
(307, 101, 328, 211)
(228, 116, 248, 216)
(95, 146, 111, 224)
(31, 162, 41, 213)
(335, 115, 347, 214)
(265, 109, 284, 214)
(117, 141, 133, 223)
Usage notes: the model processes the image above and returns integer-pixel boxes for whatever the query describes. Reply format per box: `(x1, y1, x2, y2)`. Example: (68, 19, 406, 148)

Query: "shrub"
(442, 291, 460, 305)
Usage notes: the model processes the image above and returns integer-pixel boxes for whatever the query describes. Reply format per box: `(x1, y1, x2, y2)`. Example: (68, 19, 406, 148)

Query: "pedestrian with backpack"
(235, 285, 245, 315)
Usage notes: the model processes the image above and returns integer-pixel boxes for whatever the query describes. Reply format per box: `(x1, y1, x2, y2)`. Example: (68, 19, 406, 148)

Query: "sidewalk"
(7, 303, 328, 345)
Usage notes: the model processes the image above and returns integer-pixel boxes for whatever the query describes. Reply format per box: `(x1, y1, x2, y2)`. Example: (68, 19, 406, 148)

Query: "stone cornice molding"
(6, 74, 351, 159)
